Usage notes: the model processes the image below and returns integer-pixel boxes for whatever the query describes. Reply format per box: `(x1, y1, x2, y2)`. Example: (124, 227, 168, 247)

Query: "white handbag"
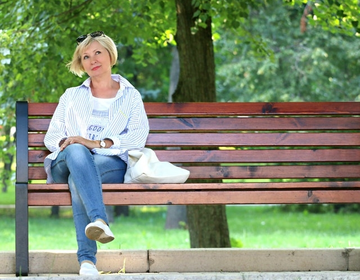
(124, 148, 190, 183)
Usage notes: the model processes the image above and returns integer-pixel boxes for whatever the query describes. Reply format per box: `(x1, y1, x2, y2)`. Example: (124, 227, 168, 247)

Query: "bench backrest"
(17, 101, 360, 188)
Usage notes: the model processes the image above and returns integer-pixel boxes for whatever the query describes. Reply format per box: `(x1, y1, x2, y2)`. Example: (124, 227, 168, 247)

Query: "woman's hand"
(60, 136, 100, 151)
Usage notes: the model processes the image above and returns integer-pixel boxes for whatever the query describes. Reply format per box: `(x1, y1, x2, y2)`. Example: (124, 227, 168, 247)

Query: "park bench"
(15, 101, 360, 276)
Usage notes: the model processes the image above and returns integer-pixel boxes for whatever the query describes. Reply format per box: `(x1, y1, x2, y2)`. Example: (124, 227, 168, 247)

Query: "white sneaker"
(79, 262, 99, 276)
(85, 220, 115, 244)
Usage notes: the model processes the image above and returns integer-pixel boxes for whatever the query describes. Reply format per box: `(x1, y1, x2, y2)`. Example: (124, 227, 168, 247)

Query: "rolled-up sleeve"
(111, 91, 149, 150)
(44, 93, 68, 153)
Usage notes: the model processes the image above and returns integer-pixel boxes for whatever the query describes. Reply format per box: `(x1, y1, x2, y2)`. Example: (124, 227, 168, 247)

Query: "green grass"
(227, 206, 360, 248)
(0, 185, 15, 205)
(1, 205, 360, 251)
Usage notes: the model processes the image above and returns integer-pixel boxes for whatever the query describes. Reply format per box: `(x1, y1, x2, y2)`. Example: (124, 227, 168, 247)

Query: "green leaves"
(290, 0, 360, 36)
(0, 0, 176, 103)
(215, 1, 360, 102)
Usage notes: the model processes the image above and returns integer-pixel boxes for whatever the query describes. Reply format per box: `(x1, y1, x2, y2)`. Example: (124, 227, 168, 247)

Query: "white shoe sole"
(85, 221, 115, 244)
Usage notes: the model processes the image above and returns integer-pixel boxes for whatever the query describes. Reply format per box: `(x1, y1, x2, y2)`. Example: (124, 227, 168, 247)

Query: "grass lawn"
(0, 184, 15, 205)
(1, 204, 359, 251)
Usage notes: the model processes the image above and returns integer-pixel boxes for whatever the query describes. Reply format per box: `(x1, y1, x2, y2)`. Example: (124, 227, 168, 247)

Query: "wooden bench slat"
(28, 102, 360, 116)
(185, 165, 360, 179)
(28, 117, 360, 132)
(28, 181, 360, 192)
(146, 133, 360, 147)
(148, 117, 359, 131)
(28, 165, 360, 180)
(144, 102, 360, 116)
(28, 133, 360, 147)
(28, 149, 360, 164)
(104, 190, 360, 204)
(27, 189, 360, 206)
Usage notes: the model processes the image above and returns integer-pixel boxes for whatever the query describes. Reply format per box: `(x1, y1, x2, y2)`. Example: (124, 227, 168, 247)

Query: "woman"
(44, 31, 149, 275)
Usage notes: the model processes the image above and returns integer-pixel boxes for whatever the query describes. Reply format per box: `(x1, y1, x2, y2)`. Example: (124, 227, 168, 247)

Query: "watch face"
(100, 140, 106, 148)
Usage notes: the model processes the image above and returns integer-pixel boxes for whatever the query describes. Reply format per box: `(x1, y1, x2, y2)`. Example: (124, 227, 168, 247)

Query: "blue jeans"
(51, 144, 126, 264)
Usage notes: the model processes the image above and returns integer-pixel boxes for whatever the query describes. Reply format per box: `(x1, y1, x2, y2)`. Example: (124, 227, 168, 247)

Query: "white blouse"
(44, 74, 149, 183)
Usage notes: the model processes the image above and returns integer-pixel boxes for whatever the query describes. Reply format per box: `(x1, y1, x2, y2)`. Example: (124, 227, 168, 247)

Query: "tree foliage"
(0, 0, 176, 106)
(215, 1, 360, 102)
(1, 0, 358, 115)
(295, 0, 360, 36)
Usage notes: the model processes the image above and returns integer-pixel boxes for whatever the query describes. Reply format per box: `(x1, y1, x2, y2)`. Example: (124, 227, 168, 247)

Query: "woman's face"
(81, 40, 112, 78)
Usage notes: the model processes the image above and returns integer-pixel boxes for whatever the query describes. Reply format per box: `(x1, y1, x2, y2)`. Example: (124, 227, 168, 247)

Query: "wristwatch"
(99, 140, 106, 148)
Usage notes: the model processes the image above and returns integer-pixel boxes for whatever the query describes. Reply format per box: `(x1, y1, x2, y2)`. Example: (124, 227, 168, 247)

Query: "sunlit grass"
(1, 205, 359, 252)
(0, 185, 15, 205)
(227, 206, 360, 249)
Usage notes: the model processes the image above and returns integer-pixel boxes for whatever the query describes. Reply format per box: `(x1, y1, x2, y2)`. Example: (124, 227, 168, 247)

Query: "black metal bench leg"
(15, 183, 29, 276)
(15, 101, 29, 276)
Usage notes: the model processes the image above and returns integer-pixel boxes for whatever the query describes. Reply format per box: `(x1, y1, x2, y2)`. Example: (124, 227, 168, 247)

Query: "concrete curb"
(1, 249, 359, 277)
(1, 272, 360, 280)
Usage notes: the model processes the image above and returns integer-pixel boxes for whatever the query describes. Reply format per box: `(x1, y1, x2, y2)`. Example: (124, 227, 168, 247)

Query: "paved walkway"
(1, 272, 360, 280)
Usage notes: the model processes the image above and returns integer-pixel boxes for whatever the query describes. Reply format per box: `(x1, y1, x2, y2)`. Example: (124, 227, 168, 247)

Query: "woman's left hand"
(60, 136, 100, 151)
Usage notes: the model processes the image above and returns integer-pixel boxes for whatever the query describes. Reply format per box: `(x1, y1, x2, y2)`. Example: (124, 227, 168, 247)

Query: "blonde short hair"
(67, 33, 118, 77)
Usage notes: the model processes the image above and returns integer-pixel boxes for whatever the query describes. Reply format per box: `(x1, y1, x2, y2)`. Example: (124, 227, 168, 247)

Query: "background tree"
(173, 0, 228, 247)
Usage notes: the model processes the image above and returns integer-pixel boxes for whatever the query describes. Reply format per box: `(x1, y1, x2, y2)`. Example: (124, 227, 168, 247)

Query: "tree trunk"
(173, 0, 216, 102)
(106, 206, 130, 223)
(165, 205, 187, 229)
(50, 206, 60, 218)
(1, 124, 15, 193)
(173, 0, 230, 248)
(187, 205, 230, 247)
(168, 46, 180, 102)
(114, 206, 130, 217)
